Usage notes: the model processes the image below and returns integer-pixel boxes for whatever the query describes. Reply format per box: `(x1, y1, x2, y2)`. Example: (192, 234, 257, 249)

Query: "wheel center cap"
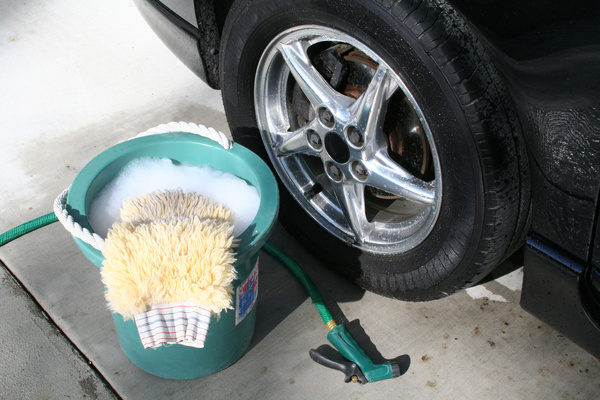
(325, 132, 350, 163)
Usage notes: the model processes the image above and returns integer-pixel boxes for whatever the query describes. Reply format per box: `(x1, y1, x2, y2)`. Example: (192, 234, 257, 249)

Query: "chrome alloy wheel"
(254, 26, 442, 254)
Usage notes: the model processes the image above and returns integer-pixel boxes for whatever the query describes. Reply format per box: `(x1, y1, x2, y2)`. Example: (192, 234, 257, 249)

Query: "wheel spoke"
(366, 152, 436, 205)
(272, 122, 322, 157)
(331, 180, 372, 243)
(350, 65, 399, 145)
(278, 40, 352, 111)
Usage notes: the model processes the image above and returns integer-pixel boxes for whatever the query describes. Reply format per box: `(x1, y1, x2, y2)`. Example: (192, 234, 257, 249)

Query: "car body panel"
(133, 0, 600, 358)
(450, 0, 600, 262)
(521, 236, 600, 358)
(160, 0, 198, 27)
(134, 0, 207, 81)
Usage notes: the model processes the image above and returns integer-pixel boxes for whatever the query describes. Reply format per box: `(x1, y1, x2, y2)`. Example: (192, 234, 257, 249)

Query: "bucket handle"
(131, 121, 233, 149)
(54, 122, 233, 252)
(54, 186, 105, 252)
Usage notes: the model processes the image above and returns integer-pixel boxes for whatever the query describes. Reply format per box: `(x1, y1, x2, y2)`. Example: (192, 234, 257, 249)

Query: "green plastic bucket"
(65, 131, 279, 379)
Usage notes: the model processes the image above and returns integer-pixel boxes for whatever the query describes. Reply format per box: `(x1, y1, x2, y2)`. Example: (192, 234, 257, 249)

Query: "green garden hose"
(0, 213, 58, 247)
(1, 214, 402, 384)
(261, 240, 401, 383)
(261, 241, 335, 328)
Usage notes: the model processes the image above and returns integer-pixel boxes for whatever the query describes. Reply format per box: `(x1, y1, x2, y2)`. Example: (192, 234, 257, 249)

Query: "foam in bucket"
(88, 157, 260, 238)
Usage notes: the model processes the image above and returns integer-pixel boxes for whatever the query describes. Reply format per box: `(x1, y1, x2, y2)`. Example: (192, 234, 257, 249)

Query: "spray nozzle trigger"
(309, 324, 401, 384)
(309, 345, 368, 383)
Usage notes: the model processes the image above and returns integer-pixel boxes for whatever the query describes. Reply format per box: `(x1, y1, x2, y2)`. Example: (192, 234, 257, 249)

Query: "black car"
(133, 0, 600, 357)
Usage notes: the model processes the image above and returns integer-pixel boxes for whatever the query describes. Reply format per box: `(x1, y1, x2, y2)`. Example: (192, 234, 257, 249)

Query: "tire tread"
(376, 0, 530, 297)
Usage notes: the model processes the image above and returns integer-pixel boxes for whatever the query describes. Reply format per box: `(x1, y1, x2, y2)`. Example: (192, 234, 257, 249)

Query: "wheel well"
(194, 0, 235, 88)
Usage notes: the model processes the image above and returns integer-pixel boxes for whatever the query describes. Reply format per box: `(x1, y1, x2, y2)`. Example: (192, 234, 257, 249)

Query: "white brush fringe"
(134, 303, 212, 349)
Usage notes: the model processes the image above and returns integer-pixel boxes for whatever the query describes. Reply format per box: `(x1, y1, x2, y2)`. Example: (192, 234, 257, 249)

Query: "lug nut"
(326, 162, 343, 182)
(318, 107, 335, 128)
(307, 129, 322, 150)
(347, 126, 364, 147)
(352, 161, 368, 181)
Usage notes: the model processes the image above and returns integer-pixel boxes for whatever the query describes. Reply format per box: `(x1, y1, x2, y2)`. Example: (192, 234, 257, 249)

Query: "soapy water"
(88, 157, 260, 238)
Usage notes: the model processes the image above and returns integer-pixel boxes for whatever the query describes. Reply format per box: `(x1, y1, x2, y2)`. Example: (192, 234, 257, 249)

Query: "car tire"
(220, 0, 530, 301)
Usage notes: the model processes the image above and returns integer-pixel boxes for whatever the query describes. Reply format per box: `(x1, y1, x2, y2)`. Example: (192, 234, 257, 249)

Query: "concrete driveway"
(1, 1, 598, 398)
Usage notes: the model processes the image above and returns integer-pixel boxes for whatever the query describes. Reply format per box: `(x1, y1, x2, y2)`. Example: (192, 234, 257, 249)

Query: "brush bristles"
(120, 189, 234, 224)
(101, 190, 237, 319)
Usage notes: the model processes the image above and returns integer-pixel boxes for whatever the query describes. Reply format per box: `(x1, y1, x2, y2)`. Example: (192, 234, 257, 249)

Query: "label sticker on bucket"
(236, 260, 259, 325)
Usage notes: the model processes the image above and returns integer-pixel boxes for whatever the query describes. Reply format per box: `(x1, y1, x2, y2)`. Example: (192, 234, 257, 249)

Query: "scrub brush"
(100, 189, 237, 349)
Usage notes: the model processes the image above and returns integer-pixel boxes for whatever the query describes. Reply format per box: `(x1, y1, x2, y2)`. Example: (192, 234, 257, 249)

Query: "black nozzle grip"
(309, 345, 367, 384)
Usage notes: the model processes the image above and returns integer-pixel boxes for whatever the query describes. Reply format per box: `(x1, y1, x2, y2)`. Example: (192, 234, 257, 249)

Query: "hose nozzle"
(261, 243, 406, 384)
(309, 324, 402, 384)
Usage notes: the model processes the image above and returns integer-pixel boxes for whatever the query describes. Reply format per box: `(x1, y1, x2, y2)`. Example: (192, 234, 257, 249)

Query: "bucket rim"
(66, 131, 279, 264)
